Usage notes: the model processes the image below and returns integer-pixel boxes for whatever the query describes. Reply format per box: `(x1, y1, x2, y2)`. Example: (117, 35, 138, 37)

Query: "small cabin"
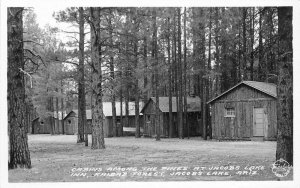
(141, 97, 202, 138)
(63, 110, 92, 135)
(63, 102, 144, 137)
(32, 111, 66, 134)
(32, 117, 52, 134)
(207, 81, 277, 141)
(102, 102, 144, 136)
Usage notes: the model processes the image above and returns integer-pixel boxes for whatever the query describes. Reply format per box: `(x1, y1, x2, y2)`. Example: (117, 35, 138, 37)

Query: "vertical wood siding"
(211, 85, 277, 140)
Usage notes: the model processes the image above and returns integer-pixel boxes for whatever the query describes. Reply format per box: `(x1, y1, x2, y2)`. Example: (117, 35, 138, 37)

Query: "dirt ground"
(8, 134, 293, 182)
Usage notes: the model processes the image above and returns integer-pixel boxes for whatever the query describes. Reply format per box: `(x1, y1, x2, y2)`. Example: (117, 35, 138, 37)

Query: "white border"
(1, 0, 299, 188)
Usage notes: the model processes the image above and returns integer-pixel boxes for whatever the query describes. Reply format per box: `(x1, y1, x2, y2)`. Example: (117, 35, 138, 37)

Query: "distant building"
(63, 102, 144, 137)
(207, 81, 277, 141)
(63, 110, 92, 135)
(32, 117, 52, 134)
(32, 111, 66, 134)
(141, 97, 202, 138)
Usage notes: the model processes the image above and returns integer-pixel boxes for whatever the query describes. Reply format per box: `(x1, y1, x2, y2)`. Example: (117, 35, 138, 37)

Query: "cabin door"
(253, 108, 265, 137)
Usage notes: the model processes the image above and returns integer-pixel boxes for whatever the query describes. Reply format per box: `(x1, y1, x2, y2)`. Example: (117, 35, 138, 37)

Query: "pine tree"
(8, 7, 31, 169)
(276, 7, 293, 165)
(77, 7, 87, 144)
(89, 7, 105, 149)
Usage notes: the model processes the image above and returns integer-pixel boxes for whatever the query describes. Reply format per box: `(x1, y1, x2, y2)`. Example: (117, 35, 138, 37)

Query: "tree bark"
(61, 81, 64, 134)
(124, 13, 130, 131)
(206, 8, 212, 139)
(276, 7, 293, 165)
(167, 16, 173, 138)
(132, 10, 140, 138)
(214, 8, 221, 96)
(55, 90, 59, 134)
(173, 10, 179, 137)
(183, 7, 188, 138)
(77, 7, 87, 145)
(108, 10, 117, 137)
(242, 8, 247, 80)
(143, 36, 148, 104)
(90, 7, 105, 149)
(258, 8, 264, 81)
(177, 8, 183, 139)
(8, 7, 31, 169)
(250, 7, 255, 81)
(49, 96, 55, 135)
(152, 9, 160, 141)
(119, 86, 123, 136)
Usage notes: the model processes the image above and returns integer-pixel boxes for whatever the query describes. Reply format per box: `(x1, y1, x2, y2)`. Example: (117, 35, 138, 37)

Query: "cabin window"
(68, 120, 71, 124)
(146, 115, 151, 122)
(40, 121, 44, 125)
(225, 108, 235, 117)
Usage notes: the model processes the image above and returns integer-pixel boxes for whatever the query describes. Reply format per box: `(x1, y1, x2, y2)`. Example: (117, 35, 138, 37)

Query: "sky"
(33, 6, 66, 28)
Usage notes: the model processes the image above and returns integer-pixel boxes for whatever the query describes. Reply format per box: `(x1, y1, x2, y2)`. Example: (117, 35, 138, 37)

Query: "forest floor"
(8, 134, 293, 182)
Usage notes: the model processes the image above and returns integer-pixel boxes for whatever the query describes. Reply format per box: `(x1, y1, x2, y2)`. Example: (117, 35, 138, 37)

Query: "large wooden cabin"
(207, 81, 277, 141)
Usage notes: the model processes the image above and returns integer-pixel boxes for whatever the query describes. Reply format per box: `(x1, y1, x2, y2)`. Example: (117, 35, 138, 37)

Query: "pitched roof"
(65, 102, 143, 120)
(71, 110, 92, 119)
(142, 97, 201, 113)
(207, 81, 277, 104)
(102, 102, 144, 117)
(53, 111, 67, 120)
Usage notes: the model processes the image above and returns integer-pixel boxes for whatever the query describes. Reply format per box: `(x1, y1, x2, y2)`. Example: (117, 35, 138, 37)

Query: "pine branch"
(23, 48, 45, 66)
(23, 40, 43, 46)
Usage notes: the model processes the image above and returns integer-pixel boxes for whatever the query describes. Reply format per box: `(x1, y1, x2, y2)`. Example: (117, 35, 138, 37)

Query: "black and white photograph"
(0, 0, 299, 187)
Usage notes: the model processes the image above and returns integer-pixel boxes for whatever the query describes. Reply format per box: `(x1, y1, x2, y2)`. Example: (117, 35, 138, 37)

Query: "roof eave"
(207, 82, 277, 104)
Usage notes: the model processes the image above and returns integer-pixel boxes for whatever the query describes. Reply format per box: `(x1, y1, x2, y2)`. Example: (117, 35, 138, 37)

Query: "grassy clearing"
(8, 134, 293, 182)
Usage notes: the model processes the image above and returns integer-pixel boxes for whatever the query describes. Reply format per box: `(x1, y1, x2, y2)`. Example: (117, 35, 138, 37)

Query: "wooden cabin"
(207, 81, 277, 141)
(63, 102, 144, 137)
(32, 117, 52, 134)
(141, 97, 202, 138)
(63, 110, 92, 135)
(102, 102, 144, 136)
(32, 111, 66, 134)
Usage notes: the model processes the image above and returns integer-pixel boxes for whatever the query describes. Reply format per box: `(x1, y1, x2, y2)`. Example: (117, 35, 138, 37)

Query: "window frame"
(224, 107, 236, 117)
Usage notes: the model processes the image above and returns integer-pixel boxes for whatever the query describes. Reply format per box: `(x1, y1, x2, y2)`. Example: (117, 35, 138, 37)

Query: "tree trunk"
(61, 81, 65, 134)
(49, 97, 55, 135)
(90, 7, 105, 149)
(177, 8, 183, 139)
(143, 36, 148, 104)
(77, 7, 87, 145)
(276, 7, 293, 165)
(238, 19, 242, 82)
(242, 8, 247, 80)
(202, 83, 207, 140)
(132, 11, 140, 138)
(167, 17, 173, 138)
(173, 10, 178, 137)
(108, 10, 117, 137)
(258, 8, 264, 81)
(124, 13, 130, 131)
(119, 86, 123, 136)
(214, 8, 221, 96)
(206, 8, 212, 139)
(125, 90, 129, 128)
(55, 91, 59, 134)
(250, 7, 255, 81)
(8, 7, 31, 169)
(183, 7, 188, 138)
(152, 9, 160, 141)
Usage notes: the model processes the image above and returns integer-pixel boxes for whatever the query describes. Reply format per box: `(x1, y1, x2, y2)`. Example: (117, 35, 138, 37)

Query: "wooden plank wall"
(211, 85, 277, 140)
(143, 99, 202, 137)
(212, 100, 277, 139)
